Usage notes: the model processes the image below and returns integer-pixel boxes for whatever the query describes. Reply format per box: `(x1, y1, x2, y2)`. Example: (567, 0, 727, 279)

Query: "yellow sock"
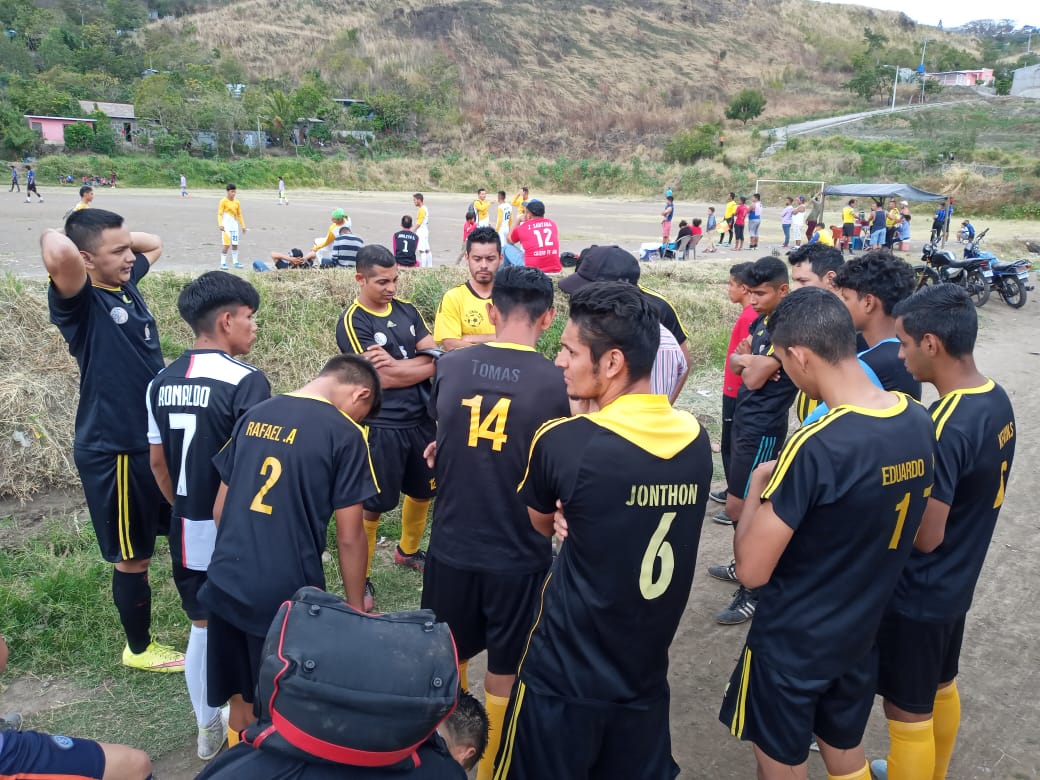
(887, 719, 934, 780)
(477, 692, 509, 780)
(828, 762, 870, 780)
(364, 518, 380, 577)
(458, 659, 469, 692)
(227, 726, 240, 748)
(399, 497, 431, 555)
(932, 682, 960, 780)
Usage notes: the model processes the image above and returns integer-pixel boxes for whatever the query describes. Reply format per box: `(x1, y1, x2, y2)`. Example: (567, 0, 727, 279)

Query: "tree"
(663, 122, 721, 164)
(863, 27, 888, 54)
(843, 55, 891, 102)
(725, 89, 766, 126)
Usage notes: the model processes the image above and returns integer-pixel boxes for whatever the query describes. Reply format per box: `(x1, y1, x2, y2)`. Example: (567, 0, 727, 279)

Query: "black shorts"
(720, 394, 737, 483)
(495, 681, 678, 780)
(421, 555, 546, 675)
(842, 223, 855, 237)
(876, 612, 965, 714)
(206, 611, 265, 708)
(727, 429, 786, 500)
(172, 562, 209, 622)
(719, 644, 875, 766)
(364, 421, 437, 513)
(73, 447, 168, 563)
(27, 182, 38, 193)
(0, 730, 105, 779)
(734, 225, 745, 241)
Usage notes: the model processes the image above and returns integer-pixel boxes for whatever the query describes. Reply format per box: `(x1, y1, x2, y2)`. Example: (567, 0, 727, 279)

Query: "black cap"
(525, 199, 545, 217)
(558, 246, 641, 295)
(290, 248, 304, 258)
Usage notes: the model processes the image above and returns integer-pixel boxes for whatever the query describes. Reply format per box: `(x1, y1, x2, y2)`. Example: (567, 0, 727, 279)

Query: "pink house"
(24, 115, 95, 145)
(927, 69, 994, 87)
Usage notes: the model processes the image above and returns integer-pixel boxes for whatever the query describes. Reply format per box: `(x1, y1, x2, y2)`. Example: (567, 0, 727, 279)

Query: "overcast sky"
(813, 0, 1034, 29)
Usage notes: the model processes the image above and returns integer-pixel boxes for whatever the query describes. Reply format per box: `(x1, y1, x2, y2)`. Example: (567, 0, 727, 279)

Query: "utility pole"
(886, 65, 899, 110)
(918, 38, 930, 104)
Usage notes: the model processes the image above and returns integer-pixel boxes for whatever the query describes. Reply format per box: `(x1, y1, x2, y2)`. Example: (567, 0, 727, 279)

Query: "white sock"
(231, 249, 239, 264)
(186, 624, 220, 727)
(220, 252, 227, 266)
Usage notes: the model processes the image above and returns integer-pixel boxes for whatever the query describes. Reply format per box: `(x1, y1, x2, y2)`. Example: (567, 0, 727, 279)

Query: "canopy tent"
(822, 183, 947, 202)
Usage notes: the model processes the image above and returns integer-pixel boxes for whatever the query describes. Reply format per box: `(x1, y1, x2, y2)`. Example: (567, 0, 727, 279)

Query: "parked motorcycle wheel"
(966, 270, 991, 307)
(914, 265, 939, 290)
(997, 276, 1027, 308)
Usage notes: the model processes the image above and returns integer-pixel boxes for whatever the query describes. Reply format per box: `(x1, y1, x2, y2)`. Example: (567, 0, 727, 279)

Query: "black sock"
(112, 569, 152, 653)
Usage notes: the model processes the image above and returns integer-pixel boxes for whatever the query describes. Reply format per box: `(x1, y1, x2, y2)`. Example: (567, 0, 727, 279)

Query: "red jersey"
(509, 218, 561, 274)
(462, 221, 476, 243)
(723, 304, 757, 398)
(735, 204, 749, 226)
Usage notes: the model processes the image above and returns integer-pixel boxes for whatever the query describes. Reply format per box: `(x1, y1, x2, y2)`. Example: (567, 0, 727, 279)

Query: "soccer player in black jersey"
(336, 245, 439, 608)
(146, 271, 271, 758)
(872, 285, 1016, 780)
(493, 283, 712, 780)
(710, 256, 795, 625)
(719, 287, 934, 780)
(42, 209, 184, 673)
(199, 355, 380, 741)
(423, 265, 569, 780)
(835, 250, 921, 400)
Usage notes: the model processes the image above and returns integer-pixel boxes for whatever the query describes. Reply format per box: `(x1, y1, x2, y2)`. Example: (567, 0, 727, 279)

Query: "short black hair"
(497, 190, 506, 198)
(64, 207, 124, 253)
(79, 185, 93, 197)
(319, 354, 382, 418)
(492, 265, 554, 323)
(768, 287, 857, 364)
(834, 249, 916, 315)
(787, 243, 845, 279)
(356, 244, 396, 275)
(893, 284, 977, 358)
(729, 261, 752, 281)
(401, 215, 412, 228)
(745, 256, 789, 288)
(413, 192, 424, 202)
(692, 218, 701, 227)
(225, 183, 236, 191)
(443, 691, 488, 772)
(525, 200, 545, 217)
(568, 282, 659, 382)
(466, 225, 501, 254)
(177, 271, 261, 336)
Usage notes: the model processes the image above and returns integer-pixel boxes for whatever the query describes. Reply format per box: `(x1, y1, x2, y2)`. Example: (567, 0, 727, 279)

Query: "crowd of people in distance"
(0, 196, 1016, 780)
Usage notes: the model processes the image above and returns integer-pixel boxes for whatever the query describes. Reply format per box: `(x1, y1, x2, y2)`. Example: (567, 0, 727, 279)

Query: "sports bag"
(243, 586, 459, 768)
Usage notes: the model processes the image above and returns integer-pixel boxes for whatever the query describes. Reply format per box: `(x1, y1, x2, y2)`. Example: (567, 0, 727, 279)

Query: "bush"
(63, 122, 94, 151)
(725, 90, 766, 126)
(664, 123, 721, 164)
(153, 132, 189, 158)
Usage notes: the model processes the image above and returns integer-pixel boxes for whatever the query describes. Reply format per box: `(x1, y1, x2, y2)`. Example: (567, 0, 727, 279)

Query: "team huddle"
(14, 205, 1017, 780)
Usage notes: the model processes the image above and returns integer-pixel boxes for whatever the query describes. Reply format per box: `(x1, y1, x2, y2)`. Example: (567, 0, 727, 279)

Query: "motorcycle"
(915, 243, 992, 307)
(962, 228, 1034, 309)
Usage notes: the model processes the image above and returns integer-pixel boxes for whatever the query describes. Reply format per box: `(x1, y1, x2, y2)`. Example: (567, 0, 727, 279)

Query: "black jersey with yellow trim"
(517, 393, 712, 703)
(734, 314, 798, 433)
(859, 338, 921, 400)
(748, 394, 934, 679)
(205, 393, 379, 636)
(638, 285, 688, 346)
(48, 253, 164, 453)
(889, 379, 1015, 622)
(146, 349, 271, 520)
(428, 342, 570, 575)
(336, 298, 433, 428)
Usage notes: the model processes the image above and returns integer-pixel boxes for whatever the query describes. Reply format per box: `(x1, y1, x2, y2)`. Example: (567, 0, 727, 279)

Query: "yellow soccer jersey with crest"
(433, 283, 495, 344)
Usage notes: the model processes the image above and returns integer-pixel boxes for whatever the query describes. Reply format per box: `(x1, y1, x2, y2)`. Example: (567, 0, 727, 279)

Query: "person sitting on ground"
(958, 219, 975, 243)
(322, 225, 365, 269)
(271, 247, 317, 269)
(394, 216, 419, 267)
(0, 635, 153, 780)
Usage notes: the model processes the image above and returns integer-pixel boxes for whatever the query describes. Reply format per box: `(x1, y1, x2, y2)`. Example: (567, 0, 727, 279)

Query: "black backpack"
(243, 587, 459, 769)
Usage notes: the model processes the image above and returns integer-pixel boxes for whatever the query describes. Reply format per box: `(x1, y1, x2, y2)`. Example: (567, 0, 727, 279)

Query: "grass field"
(0, 261, 732, 762)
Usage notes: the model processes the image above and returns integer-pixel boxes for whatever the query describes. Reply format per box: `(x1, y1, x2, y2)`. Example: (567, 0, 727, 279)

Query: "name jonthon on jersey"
(625, 483, 700, 507)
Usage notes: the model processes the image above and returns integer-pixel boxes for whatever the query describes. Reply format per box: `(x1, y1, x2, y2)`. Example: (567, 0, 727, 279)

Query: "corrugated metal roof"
(78, 100, 136, 119)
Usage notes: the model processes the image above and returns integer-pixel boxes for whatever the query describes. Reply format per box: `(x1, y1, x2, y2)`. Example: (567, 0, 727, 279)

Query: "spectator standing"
(277, 176, 287, 206)
(705, 206, 718, 252)
(662, 190, 675, 243)
(180, 173, 189, 198)
(723, 192, 737, 246)
(870, 201, 887, 249)
(748, 193, 763, 250)
(790, 196, 807, 248)
(734, 196, 749, 251)
(780, 197, 794, 247)
(806, 190, 824, 242)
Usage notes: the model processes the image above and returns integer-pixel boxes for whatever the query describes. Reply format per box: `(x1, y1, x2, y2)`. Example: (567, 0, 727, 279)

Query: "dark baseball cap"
(558, 245, 641, 295)
(525, 199, 545, 217)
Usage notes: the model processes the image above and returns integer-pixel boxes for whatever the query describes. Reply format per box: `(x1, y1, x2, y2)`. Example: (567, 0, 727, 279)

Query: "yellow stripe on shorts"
(493, 681, 526, 780)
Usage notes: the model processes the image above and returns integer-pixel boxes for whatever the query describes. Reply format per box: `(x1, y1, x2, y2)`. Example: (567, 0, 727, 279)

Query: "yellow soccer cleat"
(122, 641, 185, 673)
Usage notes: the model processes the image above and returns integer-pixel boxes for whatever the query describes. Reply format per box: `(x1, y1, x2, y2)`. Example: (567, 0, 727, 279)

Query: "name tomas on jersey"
(625, 482, 700, 507)
(245, 421, 298, 444)
(471, 359, 521, 383)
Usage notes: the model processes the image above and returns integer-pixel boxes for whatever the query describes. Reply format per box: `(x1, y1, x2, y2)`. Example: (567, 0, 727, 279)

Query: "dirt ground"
(1, 188, 1038, 778)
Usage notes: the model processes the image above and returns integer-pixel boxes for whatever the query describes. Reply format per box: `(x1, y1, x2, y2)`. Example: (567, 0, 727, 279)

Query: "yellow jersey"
(314, 222, 344, 251)
(886, 208, 899, 229)
(842, 206, 855, 225)
(416, 205, 428, 229)
(473, 198, 491, 223)
(511, 194, 526, 228)
(433, 282, 495, 344)
(813, 227, 834, 246)
(217, 197, 245, 229)
(73, 202, 89, 211)
(724, 200, 737, 220)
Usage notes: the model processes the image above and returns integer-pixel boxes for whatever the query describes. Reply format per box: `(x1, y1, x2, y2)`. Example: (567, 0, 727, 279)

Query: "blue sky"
(814, 0, 1034, 29)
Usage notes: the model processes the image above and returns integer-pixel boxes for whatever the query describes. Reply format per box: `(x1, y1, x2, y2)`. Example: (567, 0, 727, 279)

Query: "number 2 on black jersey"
(461, 394, 511, 452)
(250, 456, 283, 515)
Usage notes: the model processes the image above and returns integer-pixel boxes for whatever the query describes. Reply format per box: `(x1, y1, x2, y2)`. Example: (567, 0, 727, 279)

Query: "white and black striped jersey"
(146, 349, 270, 519)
